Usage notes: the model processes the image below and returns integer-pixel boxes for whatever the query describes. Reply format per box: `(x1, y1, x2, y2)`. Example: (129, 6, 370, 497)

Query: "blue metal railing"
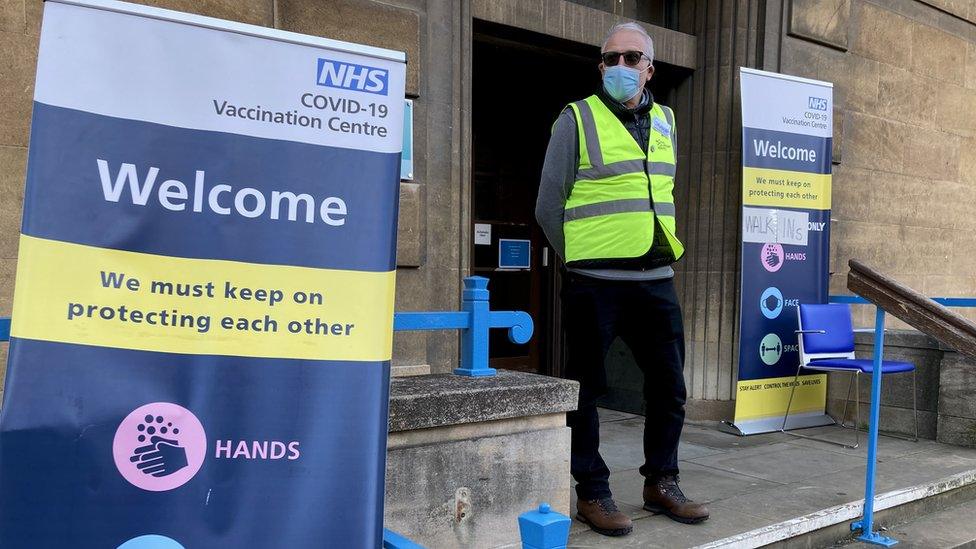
(831, 295, 976, 308)
(393, 276, 533, 377)
(829, 293, 976, 546)
(0, 276, 533, 379)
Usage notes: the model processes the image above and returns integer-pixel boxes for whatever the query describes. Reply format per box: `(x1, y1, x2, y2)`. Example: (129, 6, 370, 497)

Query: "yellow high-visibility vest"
(563, 95, 684, 266)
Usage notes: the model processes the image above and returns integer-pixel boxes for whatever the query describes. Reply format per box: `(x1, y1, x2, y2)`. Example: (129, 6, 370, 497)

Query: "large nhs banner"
(730, 68, 833, 436)
(0, 1, 405, 547)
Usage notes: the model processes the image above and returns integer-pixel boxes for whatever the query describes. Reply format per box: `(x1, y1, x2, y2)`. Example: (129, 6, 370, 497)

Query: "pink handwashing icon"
(113, 403, 206, 491)
(761, 243, 784, 273)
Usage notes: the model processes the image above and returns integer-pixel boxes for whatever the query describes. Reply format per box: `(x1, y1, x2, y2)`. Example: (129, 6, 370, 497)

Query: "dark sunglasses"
(601, 50, 648, 67)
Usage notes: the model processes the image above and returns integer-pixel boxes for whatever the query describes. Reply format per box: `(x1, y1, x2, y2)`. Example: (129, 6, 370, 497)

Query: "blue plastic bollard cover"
(518, 503, 571, 549)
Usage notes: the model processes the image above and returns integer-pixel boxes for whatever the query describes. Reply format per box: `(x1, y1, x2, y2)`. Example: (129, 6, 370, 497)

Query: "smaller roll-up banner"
(0, 1, 405, 547)
(727, 68, 833, 436)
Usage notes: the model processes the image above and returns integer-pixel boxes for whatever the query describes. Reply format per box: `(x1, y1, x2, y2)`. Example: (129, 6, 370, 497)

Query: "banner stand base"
(719, 420, 745, 437)
(720, 413, 835, 436)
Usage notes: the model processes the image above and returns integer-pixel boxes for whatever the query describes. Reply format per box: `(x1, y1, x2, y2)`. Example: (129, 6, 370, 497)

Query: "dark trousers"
(562, 273, 687, 500)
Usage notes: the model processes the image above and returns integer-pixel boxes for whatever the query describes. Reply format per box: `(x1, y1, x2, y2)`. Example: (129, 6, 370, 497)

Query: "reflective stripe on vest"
(563, 95, 684, 264)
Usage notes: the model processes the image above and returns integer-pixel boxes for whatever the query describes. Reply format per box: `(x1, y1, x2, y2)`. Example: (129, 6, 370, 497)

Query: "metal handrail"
(392, 276, 533, 377)
(840, 261, 976, 546)
(831, 294, 976, 308)
(0, 276, 534, 378)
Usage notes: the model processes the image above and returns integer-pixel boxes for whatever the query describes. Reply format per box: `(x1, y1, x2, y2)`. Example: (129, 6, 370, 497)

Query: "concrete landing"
(566, 408, 976, 548)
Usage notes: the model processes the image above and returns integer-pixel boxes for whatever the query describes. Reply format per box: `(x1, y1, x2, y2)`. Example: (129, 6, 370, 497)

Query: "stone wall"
(386, 370, 578, 548)
(675, 0, 764, 403)
(0, 0, 462, 395)
(937, 351, 976, 447)
(768, 0, 976, 330)
(0, 0, 43, 393)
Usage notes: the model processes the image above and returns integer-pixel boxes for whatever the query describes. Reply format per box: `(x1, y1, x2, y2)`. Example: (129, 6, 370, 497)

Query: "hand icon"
(129, 436, 189, 477)
(765, 252, 780, 268)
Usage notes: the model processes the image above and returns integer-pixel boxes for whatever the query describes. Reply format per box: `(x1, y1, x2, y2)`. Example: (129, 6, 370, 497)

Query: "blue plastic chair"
(781, 303, 917, 449)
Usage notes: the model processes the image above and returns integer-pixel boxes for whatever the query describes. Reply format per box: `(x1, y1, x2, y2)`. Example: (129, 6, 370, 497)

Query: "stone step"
(873, 496, 976, 548)
(696, 468, 976, 549)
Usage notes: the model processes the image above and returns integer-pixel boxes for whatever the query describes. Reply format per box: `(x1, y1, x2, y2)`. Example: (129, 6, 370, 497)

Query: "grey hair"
(602, 22, 654, 65)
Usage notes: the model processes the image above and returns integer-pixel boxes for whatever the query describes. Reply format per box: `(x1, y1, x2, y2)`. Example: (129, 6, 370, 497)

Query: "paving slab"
(568, 516, 674, 549)
(679, 440, 729, 462)
(599, 420, 648, 472)
(567, 500, 772, 549)
(681, 422, 793, 450)
(686, 442, 867, 484)
(781, 424, 942, 460)
(713, 479, 859, 524)
(645, 500, 774, 549)
(598, 408, 640, 423)
(669, 462, 783, 504)
(605, 467, 656, 514)
(564, 409, 976, 548)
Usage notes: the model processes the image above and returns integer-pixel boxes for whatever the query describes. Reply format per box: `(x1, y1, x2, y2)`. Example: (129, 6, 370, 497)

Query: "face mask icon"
(760, 287, 784, 319)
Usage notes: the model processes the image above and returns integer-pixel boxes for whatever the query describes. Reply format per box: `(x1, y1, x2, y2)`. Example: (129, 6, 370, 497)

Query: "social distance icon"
(759, 333, 783, 365)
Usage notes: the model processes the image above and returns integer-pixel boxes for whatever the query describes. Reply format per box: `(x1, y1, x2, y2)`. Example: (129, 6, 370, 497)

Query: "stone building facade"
(1, 0, 974, 416)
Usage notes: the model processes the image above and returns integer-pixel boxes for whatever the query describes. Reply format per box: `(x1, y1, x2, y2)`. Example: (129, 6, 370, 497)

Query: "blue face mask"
(602, 65, 644, 103)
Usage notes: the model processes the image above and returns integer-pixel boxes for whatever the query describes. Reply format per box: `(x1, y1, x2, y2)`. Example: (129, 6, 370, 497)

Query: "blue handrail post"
(455, 276, 496, 377)
(851, 306, 898, 547)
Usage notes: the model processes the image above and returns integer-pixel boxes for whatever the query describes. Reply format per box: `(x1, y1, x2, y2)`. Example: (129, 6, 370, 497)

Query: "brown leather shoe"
(643, 475, 709, 524)
(576, 497, 633, 536)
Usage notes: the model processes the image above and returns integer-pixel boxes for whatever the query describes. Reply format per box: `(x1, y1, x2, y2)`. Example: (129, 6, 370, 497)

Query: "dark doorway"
(471, 20, 688, 382)
(472, 21, 596, 376)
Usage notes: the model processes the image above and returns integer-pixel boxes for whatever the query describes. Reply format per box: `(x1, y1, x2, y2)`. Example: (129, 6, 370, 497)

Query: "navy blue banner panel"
(732, 68, 833, 435)
(0, 2, 406, 547)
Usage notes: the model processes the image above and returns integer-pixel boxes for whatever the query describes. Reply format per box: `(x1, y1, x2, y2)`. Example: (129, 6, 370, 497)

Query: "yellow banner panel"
(742, 167, 831, 210)
(11, 235, 395, 361)
(733, 374, 827, 422)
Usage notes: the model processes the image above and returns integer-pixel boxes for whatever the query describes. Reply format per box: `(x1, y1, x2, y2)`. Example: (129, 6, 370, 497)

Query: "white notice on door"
(474, 223, 491, 245)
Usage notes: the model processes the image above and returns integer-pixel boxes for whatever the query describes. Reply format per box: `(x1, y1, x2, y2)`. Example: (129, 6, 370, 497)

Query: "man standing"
(535, 22, 709, 536)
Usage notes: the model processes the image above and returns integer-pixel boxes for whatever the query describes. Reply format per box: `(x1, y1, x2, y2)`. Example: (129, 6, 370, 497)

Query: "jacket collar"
(597, 86, 654, 119)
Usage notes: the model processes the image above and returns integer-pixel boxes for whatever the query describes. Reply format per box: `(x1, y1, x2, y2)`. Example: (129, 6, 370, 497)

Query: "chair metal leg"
(912, 369, 918, 441)
(854, 371, 860, 449)
(841, 370, 856, 428)
(781, 364, 803, 433)
(831, 371, 861, 449)
(782, 366, 858, 450)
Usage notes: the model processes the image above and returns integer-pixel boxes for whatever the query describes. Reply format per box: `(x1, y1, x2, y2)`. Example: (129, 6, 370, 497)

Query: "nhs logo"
(808, 96, 827, 111)
(316, 58, 389, 95)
